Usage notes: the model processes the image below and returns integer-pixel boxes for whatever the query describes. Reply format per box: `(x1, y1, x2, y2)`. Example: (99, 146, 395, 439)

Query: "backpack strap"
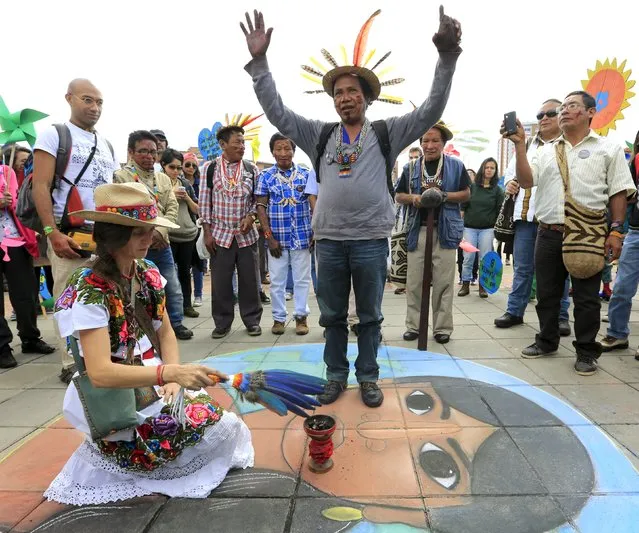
(314, 122, 339, 182)
(105, 139, 115, 160)
(53, 124, 72, 189)
(371, 120, 394, 197)
(206, 159, 217, 190)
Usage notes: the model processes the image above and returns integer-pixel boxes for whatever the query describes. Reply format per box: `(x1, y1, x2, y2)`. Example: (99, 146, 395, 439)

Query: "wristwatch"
(43, 226, 55, 236)
(609, 220, 626, 234)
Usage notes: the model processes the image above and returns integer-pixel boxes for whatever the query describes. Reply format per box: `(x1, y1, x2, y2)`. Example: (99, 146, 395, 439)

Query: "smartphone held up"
(504, 111, 517, 135)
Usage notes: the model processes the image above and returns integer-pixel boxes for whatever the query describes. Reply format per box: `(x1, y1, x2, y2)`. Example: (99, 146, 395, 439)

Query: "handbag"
(389, 161, 414, 288)
(494, 193, 515, 244)
(69, 281, 163, 440)
(555, 142, 606, 279)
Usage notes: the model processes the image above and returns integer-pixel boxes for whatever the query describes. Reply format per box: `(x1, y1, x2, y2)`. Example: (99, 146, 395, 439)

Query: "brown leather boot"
(479, 284, 488, 298)
(295, 316, 309, 335)
(458, 281, 470, 297)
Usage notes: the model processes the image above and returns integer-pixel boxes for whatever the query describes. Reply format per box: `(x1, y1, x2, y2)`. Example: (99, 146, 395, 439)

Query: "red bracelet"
(264, 230, 272, 239)
(156, 364, 165, 386)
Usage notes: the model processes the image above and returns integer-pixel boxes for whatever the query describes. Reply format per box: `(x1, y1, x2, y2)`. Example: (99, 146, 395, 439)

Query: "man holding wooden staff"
(396, 122, 470, 346)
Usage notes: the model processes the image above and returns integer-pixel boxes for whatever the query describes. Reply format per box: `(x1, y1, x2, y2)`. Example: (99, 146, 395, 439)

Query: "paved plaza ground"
(2, 270, 639, 532)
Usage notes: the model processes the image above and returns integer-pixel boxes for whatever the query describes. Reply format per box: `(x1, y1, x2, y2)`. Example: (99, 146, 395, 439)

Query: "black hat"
(150, 129, 167, 141)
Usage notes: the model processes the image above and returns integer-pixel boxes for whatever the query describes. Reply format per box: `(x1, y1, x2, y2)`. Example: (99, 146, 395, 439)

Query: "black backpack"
(16, 124, 114, 233)
(314, 120, 394, 197)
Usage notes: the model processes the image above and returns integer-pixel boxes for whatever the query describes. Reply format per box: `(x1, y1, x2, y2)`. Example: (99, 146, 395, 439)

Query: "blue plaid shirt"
(256, 164, 313, 250)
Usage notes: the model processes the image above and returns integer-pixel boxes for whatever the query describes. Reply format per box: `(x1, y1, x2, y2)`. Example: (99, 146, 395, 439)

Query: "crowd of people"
(0, 4, 638, 507)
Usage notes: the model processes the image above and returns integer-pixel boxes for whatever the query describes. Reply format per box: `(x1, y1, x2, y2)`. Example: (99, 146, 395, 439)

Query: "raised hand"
(432, 5, 462, 53)
(240, 10, 273, 58)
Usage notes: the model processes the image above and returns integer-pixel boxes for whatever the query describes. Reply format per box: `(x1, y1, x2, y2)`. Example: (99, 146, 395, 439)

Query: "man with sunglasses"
(504, 91, 635, 376)
(495, 99, 571, 334)
(33, 78, 119, 383)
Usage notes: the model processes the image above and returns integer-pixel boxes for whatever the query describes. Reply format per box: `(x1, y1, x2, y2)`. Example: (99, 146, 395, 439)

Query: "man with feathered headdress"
(241, 6, 462, 408)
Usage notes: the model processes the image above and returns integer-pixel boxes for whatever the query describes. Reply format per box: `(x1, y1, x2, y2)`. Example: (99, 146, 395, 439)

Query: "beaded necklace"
(335, 120, 370, 177)
(422, 156, 444, 189)
(130, 167, 159, 202)
(275, 166, 300, 207)
(220, 158, 243, 193)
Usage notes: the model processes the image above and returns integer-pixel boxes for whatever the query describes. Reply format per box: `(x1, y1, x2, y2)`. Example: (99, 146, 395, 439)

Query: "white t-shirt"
(34, 121, 119, 222)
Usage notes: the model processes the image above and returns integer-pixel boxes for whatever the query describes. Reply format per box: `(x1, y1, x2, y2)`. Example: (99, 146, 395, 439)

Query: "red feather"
(241, 113, 264, 128)
(353, 9, 381, 67)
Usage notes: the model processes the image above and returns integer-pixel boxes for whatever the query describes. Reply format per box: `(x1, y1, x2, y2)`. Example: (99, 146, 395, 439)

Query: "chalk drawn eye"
(406, 390, 434, 415)
(419, 442, 460, 490)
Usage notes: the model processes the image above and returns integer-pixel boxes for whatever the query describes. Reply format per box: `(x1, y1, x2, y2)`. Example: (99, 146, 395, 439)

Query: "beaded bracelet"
(156, 364, 165, 386)
(609, 230, 625, 240)
(264, 230, 273, 239)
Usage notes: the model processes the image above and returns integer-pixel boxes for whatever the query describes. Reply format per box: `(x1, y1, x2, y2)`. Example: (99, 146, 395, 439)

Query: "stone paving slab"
(2, 281, 639, 531)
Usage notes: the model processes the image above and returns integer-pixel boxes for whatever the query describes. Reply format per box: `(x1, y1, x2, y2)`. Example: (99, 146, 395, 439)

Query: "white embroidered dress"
(44, 261, 254, 505)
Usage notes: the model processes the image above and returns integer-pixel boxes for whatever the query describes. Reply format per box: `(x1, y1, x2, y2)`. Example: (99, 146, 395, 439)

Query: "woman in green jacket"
(458, 157, 503, 298)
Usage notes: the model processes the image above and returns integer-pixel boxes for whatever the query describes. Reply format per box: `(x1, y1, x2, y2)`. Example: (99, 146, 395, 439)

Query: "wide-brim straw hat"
(322, 66, 382, 101)
(70, 182, 179, 229)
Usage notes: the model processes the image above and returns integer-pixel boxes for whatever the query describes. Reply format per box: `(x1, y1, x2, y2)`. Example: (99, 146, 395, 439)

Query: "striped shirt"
(199, 157, 259, 249)
(531, 131, 635, 224)
(256, 164, 313, 250)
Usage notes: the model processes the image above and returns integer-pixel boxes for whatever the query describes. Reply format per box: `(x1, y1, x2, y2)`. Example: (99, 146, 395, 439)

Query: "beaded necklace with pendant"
(275, 166, 299, 206)
(335, 120, 370, 177)
(422, 156, 444, 189)
(220, 158, 243, 194)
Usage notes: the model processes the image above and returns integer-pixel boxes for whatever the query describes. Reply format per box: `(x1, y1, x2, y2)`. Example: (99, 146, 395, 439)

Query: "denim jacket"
(400, 155, 465, 251)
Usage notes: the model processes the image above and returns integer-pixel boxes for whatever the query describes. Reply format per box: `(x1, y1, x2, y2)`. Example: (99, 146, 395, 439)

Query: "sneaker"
(505, 259, 511, 266)
(600, 335, 629, 352)
(271, 321, 286, 335)
(285, 292, 293, 301)
(494, 313, 524, 328)
(558, 320, 571, 337)
(434, 333, 450, 344)
(21, 339, 56, 355)
(521, 343, 557, 359)
(471, 278, 477, 286)
(9, 310, 16, 321)
(317, 380, 347, 405)
(193, 297, 203, 308)
(602, 314, 609, 323)
(574, 358, 597, 376)
(247, 325, 262, 336)
(59, 364, 77, 384)
(0, 349, 17, 369)
(394, 287, 406, 295)
(184, 307, 200, 318)
(360, 382, 384, 407)
(174, 325, 194, 340)
(260, 291, 271, 304)
(211, 327, 231, 339)
(295, 316, 309, 335)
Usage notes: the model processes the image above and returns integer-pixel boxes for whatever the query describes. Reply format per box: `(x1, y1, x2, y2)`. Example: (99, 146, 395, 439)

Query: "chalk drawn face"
(201, 346, 639, 533)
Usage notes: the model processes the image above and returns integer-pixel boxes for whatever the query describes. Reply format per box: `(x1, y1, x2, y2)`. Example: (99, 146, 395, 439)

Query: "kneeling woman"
(45, 183, 253, 505)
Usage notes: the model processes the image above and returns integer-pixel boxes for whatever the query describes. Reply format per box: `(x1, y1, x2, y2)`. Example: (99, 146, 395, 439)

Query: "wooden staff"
(418, 208, 435, 350)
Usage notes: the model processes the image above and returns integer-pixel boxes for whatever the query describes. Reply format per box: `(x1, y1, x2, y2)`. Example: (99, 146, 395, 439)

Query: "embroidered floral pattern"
(96, 394, 224, 472)
(55, 259, 165, 354)
(96, 203, 159, 222)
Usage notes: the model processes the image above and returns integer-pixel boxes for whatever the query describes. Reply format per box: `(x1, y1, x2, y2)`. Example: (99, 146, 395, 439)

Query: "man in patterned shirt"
(256, 133, 313, 336)
(200, 125, 262, 338)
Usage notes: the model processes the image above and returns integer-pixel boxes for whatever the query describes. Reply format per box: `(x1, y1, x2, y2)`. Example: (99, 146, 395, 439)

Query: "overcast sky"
(3, 0, 638, 171)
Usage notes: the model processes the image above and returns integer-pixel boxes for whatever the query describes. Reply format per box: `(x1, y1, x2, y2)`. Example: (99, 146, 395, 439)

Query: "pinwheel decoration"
(197, 113, 263, 162)
(0, 95, 48, 146)
(171, 369, 327, 426)
(582, 58, 635, 136)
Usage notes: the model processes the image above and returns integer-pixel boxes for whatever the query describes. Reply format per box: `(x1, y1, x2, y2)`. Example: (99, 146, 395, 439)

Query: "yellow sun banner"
(581, 58, 636, 136)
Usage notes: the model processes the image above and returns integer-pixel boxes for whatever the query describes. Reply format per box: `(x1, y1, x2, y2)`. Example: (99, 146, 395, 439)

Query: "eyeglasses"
(184, 162, 197, 168)
(72, 94, 103, 107)
(536, 110, 558, 121)
(135, 149, 158, 157)
(167, 164, 182, 171)
(556, 102, 587, 114)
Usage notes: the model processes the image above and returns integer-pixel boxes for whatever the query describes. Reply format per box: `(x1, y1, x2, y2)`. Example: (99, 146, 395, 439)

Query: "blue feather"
(255, 389, 288, 416)
(279, 397, 312, 418)
(263, 376, 326, 396)
(262, 384, 321, 409)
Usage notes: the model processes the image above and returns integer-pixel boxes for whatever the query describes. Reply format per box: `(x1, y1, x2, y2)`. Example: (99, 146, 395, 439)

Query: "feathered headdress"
(198, 113, 264, 162)
(300, 9, 404, 105)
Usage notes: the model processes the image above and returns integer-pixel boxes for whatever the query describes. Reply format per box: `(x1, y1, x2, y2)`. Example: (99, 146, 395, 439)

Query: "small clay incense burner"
(303, 414, 336, 473)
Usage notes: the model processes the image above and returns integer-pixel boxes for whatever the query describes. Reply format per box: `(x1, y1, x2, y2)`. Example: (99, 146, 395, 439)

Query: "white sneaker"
(193, 297, 203, 307)
(285, 292, 293, 301)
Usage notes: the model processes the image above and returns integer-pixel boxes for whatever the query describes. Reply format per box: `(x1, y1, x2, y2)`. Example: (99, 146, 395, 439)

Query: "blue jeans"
(461, 228, 494, 282)
(147, 247, 184, 327)
(316, 239, 388, 383)
(192, 263, 204, 298)
(608, 229, 639, 339)
(507, 221, 570, 320)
